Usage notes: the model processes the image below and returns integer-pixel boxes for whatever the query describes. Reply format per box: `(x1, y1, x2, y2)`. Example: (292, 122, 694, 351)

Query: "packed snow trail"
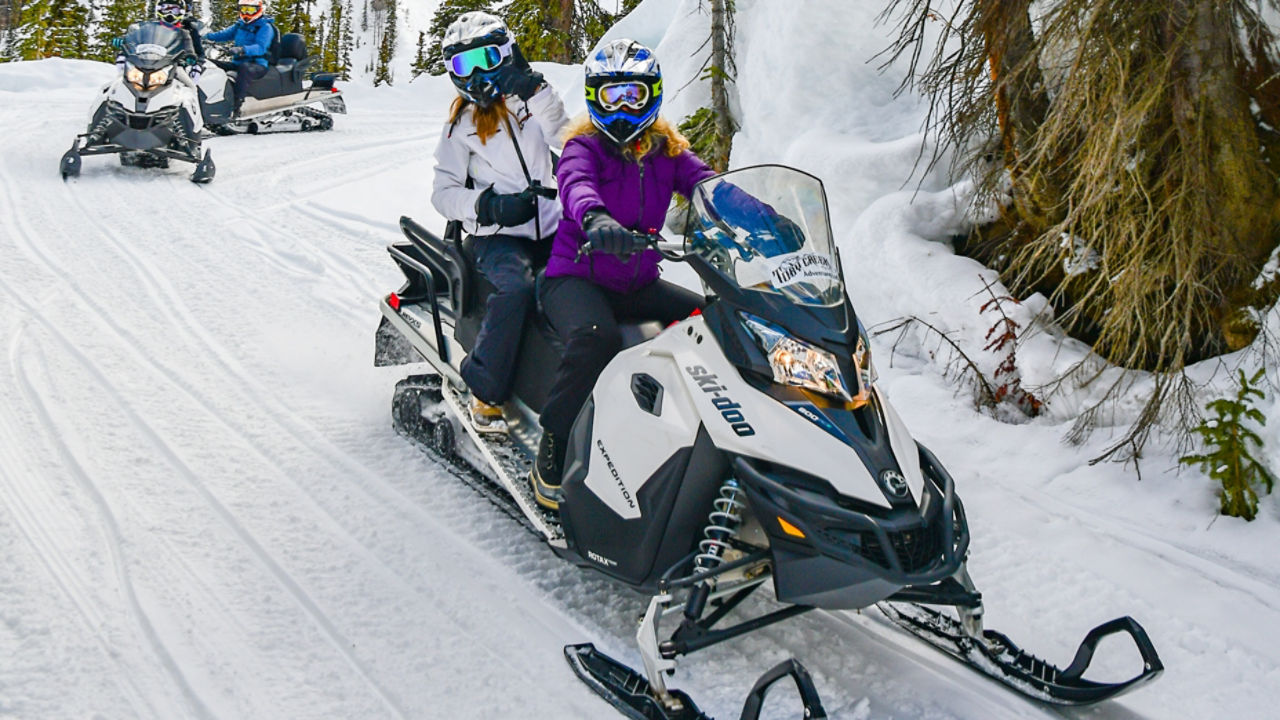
(2, 4, 1280, 715)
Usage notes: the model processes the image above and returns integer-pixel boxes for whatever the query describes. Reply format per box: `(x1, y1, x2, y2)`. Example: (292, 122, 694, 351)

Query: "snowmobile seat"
(246, 31, 309, 98)
(278, 33, 306, 67)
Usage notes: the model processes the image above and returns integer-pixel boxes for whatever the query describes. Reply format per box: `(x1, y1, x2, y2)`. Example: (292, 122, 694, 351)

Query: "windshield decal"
(135, 43, 169, 60)
(763, 251, 839, 289)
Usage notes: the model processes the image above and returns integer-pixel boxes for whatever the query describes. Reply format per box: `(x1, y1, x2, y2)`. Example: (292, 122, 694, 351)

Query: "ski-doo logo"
(596, 439, 636, 510)
(685, 366, 755, 437)
(587, 550, 618, 568)
(879, 469, 909, 499)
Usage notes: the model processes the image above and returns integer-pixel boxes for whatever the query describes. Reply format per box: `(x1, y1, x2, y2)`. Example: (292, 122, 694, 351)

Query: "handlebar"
(576, 232, 687, 261)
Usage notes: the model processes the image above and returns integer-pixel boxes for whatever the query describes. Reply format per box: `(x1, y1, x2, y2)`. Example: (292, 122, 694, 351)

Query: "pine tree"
(95, 0, 145, 61)
(503, 0, 609, 63)
(422, 0, 494, 76)
(360, 0, 367, 32)
(314, 12, 327, 68)
(207, 0, 238, 30)
(338, 0, 352, 79)
(1181, 369, 1277, 521)
(274, 0, 316, 38)
(373, 0, 395, 85)
(322, 0, 342, 72)
(16, 0, 90, 59)
(410, 29, 427, 78)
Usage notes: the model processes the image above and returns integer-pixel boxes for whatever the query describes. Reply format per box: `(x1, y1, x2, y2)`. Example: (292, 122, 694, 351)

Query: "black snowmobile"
(60, 21, 215, 183)
(199, 31, 345, 135)
(374, 165, 1164, 719)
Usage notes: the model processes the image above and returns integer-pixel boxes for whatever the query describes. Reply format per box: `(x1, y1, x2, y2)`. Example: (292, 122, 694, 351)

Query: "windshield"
(123, 21, 185, 70)
(685, 165, 842, 307)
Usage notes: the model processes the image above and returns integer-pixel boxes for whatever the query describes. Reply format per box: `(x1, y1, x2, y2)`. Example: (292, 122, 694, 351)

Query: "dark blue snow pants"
(460, 233, 549, 405)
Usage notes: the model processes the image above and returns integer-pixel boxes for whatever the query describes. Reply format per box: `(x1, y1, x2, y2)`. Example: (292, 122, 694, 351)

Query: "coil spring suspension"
(684, 478, 746, 621)
(696, 478, 745, 571)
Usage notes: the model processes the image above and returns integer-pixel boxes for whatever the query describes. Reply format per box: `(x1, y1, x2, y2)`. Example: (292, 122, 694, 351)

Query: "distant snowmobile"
(60, 20, 215, 183)
(375, 165, 1164, 719)
(198, 32, 345, 135)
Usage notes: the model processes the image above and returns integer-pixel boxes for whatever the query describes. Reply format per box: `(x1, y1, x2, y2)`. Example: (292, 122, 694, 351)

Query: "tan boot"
(469, 396, 507, 434)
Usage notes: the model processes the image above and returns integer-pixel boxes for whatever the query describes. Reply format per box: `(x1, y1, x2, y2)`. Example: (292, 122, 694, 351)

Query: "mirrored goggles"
(158, 8, 185, 23)
(447, 41, 511, 77)
(238, 5, 260, 17)
(597, 82, 649, 112)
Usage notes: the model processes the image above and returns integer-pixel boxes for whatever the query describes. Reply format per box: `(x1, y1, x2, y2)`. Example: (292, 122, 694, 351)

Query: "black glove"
(498, 44, 544, 101)
(476, 186, 538, 227)
(583, 210, 638, 257)
(232, 46, 245, 58)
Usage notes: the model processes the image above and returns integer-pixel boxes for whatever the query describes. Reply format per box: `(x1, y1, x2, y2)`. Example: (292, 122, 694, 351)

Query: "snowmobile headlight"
(126, 64, 145, 89)
(146, 67, 170, 89)
(741, 313, 851, 401)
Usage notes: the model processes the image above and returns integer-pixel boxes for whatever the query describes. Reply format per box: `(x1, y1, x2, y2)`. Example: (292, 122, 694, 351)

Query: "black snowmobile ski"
(566, 644, 709, 720)
(566, 644, 828, 720)
(876, 601, 1164, 705)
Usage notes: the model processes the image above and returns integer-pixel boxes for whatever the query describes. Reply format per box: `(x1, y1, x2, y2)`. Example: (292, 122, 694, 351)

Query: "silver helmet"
(442, 11, 513, 107)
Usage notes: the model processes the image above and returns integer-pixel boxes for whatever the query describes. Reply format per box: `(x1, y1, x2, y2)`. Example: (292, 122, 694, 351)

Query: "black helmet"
(442, 12, 513, 108)
(156, 0, 189, 25)
(584, 39, 662, 145)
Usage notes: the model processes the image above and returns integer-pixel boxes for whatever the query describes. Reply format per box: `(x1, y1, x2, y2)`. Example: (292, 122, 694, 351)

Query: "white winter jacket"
(430, 84, 570, 241)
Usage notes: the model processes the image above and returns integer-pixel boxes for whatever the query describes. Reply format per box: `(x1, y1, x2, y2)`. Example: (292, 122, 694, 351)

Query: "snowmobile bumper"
(730, 449, 968, 608)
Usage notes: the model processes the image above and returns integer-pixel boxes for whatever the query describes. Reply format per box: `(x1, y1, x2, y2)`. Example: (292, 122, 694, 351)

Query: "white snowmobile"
(60, 20, 215, 183)
(198, 32, 345, 135)
(374, 165, 1164, 719)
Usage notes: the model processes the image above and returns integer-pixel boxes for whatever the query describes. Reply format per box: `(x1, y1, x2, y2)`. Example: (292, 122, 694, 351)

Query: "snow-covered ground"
(1, 1, 1279, 718)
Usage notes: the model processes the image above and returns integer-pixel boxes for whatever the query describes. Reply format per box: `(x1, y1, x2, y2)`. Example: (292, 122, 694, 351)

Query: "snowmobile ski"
(565, 644, 709, 720)
(566, 644, 828, 720)
(876, 601, 1164, 705)
(60, 140, 82, 179)
(190, 149, 216, 184)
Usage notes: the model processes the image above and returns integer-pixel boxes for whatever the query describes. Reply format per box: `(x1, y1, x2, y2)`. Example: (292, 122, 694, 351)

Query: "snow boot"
(530, 431, 563, 510)
(469, 396, 507, 434)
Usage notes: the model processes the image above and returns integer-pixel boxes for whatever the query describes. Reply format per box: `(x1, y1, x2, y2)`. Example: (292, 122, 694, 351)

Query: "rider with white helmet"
(431, 11, 570, 432)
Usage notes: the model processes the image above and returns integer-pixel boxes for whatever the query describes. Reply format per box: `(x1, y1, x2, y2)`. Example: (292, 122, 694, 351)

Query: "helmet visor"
(158, 5, 184, 23)
(448, 41, 510, 77)
(597, 82, 649, 112)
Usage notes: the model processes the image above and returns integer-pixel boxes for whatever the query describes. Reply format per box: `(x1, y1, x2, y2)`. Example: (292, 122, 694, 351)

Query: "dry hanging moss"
(879, 0, 1280, 458)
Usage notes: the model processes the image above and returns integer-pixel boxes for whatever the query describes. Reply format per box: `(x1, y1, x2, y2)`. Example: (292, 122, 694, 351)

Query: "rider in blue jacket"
(205, 0, 275, 114)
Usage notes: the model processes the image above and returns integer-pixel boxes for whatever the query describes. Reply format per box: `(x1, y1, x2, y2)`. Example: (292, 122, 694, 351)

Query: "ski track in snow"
(2, 55, 1279, 719)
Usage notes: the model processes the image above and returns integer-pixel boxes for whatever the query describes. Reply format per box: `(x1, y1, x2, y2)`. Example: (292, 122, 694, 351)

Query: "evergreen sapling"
(1180, 368, 1277, 521)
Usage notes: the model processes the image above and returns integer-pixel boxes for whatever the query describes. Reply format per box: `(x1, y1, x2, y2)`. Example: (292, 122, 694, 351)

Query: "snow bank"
(0, 58, 116, 94)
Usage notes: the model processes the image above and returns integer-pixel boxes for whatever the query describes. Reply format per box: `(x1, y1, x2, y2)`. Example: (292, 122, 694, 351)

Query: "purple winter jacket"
(546, 132, 715, 293)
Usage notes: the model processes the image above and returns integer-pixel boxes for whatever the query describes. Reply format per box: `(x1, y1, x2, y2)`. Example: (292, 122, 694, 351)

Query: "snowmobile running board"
(876, 602, 1164, 705)
(565, 644, 827, 720)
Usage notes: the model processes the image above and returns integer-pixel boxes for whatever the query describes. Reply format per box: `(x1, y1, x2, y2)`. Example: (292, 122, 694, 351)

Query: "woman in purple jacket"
(530, 39, 714, 510)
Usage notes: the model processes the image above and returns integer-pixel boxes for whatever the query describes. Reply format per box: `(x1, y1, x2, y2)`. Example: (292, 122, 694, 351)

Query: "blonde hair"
(449, 96, 511, 144)
(562, 115, 691, 160)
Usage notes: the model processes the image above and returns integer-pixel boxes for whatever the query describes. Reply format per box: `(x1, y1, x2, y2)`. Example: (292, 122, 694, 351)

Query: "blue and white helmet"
(584, 39, 662, 146)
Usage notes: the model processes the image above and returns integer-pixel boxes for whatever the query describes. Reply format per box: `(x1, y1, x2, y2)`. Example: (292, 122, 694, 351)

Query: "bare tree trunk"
(551, 0, 574, 63)
(707, 0, 735, 169)
(979, 0, 1052, 225)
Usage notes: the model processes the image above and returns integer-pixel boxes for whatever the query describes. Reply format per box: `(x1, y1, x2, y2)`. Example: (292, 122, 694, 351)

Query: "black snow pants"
(537, 274, 704, 441)
(460, 233, 549, 405)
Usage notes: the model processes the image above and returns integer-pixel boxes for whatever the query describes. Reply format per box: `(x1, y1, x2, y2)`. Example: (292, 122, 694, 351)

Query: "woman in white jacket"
(430, 12, 569, 431)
